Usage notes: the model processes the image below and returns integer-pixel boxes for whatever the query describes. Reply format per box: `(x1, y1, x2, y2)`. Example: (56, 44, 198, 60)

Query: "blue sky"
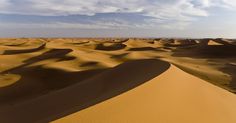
(0, 0, 236, 38)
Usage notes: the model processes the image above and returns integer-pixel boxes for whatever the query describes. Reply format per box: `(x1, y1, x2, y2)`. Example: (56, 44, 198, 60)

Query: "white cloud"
(0, 0, 210, 17)
(0, 0, 10, 9)
(221, 0, 236, 8)
(0, 0, 235, 29)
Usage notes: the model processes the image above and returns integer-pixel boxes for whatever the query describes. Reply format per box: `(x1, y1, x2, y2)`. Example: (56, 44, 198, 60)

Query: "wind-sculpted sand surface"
(0, 38, 236, 123)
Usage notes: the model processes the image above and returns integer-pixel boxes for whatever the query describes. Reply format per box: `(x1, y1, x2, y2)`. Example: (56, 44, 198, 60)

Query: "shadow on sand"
(170, 40, 236, 93)
(3, 43, 46, 55)
(127, 47, 164, 51)
(0, 48, 88, 104)
(221, 63, 236, 93)
(95, 43, 127, 51)
(172, 43, 236, 58)
(0, 59, 170, 123)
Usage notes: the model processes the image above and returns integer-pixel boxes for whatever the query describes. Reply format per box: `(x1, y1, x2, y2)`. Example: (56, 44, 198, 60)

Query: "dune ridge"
(0, 59, 170, 123)
(54, 64, 236, 123)
(0, 38, 236, 123)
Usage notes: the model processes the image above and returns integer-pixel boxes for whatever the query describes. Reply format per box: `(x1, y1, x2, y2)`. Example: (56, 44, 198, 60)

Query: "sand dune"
(95, 43, 126, 51)
(2, 42, 46, 55)
(208, 40, 224, 45)
(0, 38, 236, 123)
(0, 59, 169, 123)
(54, 65, 236, 123)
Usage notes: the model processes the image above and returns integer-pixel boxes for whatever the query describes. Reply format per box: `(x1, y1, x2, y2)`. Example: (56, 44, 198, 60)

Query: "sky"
(0, 0, 236, 38)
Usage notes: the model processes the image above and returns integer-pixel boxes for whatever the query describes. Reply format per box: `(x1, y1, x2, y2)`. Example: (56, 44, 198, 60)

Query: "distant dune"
(0, 38, 236, 123)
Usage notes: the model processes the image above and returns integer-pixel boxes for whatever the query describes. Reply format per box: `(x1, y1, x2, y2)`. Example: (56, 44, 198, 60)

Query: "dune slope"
(54, 64, 236, 123)
(0, 59, 169, 123)
(0, 38, 236, 123)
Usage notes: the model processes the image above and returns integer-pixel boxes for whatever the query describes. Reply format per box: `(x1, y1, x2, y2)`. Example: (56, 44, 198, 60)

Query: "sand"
(208, 40, 224, 45)
(0, 38, 236, 123)
(54, 65, 236, 123)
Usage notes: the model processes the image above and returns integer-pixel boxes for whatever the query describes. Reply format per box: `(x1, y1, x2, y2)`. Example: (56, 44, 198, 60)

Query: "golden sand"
(0, 38, 235, 123)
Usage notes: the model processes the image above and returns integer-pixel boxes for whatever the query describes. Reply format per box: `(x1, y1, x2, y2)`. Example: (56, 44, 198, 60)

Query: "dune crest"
(0, 59, 169, 123)
(54, 65, 236, 123)
(0, 38, 236, 123)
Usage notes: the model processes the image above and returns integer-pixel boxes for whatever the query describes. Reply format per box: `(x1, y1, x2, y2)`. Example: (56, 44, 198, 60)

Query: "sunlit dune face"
(0, 74, 21, 87)
(0, 38, 236, 123)
(208, 40, 224, 45)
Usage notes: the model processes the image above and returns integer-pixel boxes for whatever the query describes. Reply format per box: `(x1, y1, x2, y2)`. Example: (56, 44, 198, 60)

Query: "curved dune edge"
(0, 38, 236, 123)
(0, 74, 21, 87)
(53, 64, 236, 123)
(2, 42, 46, 55)
(0, 59, 170, 123)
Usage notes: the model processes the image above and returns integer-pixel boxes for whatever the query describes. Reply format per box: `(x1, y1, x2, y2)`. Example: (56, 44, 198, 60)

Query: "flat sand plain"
(0, 38, 236, 123)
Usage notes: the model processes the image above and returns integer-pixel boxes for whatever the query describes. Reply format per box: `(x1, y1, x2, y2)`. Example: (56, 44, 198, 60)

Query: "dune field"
(0, 38, 236, 123)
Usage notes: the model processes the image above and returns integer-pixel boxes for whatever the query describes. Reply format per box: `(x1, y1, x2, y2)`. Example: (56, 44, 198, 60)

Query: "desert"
(0, 38, 236, 123)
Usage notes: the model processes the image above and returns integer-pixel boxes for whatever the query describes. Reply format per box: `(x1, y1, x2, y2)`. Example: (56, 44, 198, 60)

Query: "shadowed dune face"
(80, 61, 99, 67)
(95, 43, 127, 51)
(0, 48, 107, 105)
(1, 48, 75, 75)
(173, 45, 236, 58)
(0, 74, 21, 87)
(0, 59, 170, 123)
(0, 38, 235, 93)
(0, 39, 46, 55)
(127, 47, 164, 51)
(169, 39, 236, 93)
(65, 41, 90, 45)
(110, 53, 130, 59)
(1, 42, 26, 46)
(0, 66, 107, 105)
(162, 39, 197, 47)
(221, 63, 236, 92)
(0, 38, 236, 123)
(54, 64, 236, 123)
(22, 49, 74, 63)
(3, 43, 46, 55)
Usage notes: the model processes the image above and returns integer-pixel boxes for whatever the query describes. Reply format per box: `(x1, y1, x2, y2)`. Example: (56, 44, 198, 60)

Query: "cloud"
(219, 0, 236, 8)
(0, 0, 10, 9)
(0, 0, 211, 17)
(0, 0, 235, 29)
